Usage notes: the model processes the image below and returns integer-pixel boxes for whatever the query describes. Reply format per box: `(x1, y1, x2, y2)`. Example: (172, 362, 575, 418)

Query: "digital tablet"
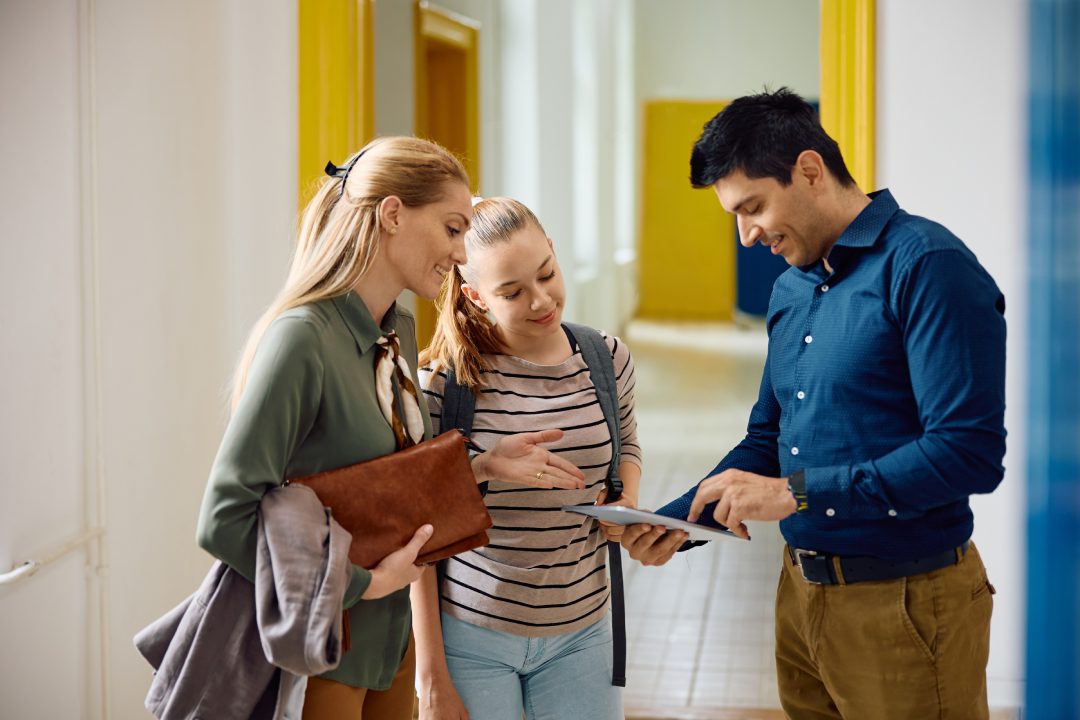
(561, 505, 747, 542)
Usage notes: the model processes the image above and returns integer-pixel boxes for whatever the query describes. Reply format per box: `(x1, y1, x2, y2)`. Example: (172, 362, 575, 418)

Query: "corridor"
(619, 321, 785, 716)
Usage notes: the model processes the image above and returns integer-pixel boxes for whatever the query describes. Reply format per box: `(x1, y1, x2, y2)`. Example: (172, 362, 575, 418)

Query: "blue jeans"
(441, 612, 623, 720)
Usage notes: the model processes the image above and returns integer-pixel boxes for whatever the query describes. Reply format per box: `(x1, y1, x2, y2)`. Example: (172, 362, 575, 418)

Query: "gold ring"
(535, 471, 546, 482)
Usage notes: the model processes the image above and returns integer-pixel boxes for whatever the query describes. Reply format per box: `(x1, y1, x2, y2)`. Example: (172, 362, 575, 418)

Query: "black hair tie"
(324, 147, 368, 198)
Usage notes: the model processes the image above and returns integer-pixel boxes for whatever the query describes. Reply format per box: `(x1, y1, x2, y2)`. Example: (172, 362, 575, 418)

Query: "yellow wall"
(637, 100, 736, 321)
(820, 0, 875, 190)
(298, 0, 374, 208)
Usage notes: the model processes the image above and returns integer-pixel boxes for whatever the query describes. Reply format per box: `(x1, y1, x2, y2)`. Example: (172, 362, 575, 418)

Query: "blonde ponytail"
(421, 265, 504, 389)
(230, 136, 469, 410)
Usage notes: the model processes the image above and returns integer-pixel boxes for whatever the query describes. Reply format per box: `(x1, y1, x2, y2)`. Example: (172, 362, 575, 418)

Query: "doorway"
(413, 1, 480, 348)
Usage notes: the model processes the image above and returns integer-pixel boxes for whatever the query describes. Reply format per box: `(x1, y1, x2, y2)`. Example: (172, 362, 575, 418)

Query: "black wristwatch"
(787, 469, 808, 512)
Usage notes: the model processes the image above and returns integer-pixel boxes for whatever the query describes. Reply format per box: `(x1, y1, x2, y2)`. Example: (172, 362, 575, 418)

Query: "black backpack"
(438, 322, 627, 687)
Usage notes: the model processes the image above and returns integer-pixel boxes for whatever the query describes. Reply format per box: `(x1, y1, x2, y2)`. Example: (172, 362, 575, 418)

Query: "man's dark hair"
(690, 87, 856, 188)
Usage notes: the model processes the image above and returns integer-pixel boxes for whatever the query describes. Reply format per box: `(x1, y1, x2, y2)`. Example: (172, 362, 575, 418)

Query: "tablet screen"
(562, 505, 748, 542)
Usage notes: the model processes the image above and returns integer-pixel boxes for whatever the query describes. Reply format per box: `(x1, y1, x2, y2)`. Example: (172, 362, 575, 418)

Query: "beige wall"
(0, 1, 296, 717)
(0, 1, 90, 717)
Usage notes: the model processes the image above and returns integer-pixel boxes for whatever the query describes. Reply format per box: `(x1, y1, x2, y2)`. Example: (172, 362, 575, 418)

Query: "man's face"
(713, 169, 829, 268)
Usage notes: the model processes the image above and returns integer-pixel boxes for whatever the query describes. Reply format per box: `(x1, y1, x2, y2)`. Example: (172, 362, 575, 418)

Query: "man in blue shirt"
(619, 89, 1005, 718)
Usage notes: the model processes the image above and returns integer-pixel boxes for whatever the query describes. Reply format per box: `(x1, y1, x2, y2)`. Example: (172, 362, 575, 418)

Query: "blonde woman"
(413, 197, 642, 720)
(196, 140, 583, 720)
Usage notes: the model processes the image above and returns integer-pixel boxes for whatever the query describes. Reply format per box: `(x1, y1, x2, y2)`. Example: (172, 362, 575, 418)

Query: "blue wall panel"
(1026, 1, 1080, 717)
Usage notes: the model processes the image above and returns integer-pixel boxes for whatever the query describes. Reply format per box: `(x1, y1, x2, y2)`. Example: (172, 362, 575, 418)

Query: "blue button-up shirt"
(659, 190, 1007, 561)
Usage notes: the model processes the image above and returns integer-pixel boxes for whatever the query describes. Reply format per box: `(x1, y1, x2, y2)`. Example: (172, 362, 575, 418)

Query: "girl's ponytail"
(421, 265, 503, 389)
(421, 197, 545, 390)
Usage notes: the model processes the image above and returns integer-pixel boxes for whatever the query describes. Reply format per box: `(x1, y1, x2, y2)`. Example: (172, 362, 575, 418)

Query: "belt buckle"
(793, 548, 824, 585)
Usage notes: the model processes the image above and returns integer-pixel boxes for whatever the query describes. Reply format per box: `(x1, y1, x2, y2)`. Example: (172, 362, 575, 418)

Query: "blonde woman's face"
(389, 181, 472, 300)
(466, 223, 566, 343)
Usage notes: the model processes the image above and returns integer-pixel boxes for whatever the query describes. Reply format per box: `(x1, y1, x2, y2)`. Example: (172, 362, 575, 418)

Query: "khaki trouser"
(775, 542, 994, 719)
(302, 635, 417, 720)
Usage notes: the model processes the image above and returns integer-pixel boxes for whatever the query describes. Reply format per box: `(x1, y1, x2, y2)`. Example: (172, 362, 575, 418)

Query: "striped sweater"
(418, 332, 641, 637)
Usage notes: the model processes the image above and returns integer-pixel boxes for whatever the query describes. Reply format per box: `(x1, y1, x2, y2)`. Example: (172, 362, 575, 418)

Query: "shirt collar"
(331, 291, 400, 354)
(796, 189, 898, 280)
(832, 188, 899, 250)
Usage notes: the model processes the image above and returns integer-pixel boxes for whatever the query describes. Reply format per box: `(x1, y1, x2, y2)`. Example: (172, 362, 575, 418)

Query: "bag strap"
(562, 322, 627, 687)
(440, 367, 475, 438)
(562, 323, 622, 501)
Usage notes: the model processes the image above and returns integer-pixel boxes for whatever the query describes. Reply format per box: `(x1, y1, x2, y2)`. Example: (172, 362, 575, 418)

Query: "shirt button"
(826, 508, 836, 517)
(804, 335, 813, 344)
(796, 391, 806, 400)
(790, 447, 799, 456)
(888, 509, 898, 517)
(821, 284, 830, 292)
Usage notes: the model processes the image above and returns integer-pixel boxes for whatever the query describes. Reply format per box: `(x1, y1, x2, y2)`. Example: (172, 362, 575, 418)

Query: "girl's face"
(463, 223, 567, 345)
(384, 181, 472, 300)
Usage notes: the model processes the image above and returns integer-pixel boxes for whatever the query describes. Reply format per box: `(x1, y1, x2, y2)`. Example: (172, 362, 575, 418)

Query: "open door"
(637, 100, 737, 321)
(413, 1, 480, 348)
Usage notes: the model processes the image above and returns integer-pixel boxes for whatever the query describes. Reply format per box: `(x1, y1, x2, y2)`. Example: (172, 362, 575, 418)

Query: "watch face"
(788, 470, 808, 512)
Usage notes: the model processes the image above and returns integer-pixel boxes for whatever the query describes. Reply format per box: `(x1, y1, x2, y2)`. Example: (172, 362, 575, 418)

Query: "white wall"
(494, 0, 578, 303)
(635, 0, 820, 101)
(878, 0, 1027, 708)
(0, 1, 297, 717)
(97, 1, 296, 714)
(488, 0, 639, 333)
(92, 2, 296, 716)
(0, 1, 92, 718)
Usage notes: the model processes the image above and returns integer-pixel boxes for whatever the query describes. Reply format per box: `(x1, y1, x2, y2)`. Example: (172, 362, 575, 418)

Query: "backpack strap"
(562, 323, 622, 501)
(562, 322, 627, 687)
(440, 367, 475, 438)
(436, 367, 482, 591)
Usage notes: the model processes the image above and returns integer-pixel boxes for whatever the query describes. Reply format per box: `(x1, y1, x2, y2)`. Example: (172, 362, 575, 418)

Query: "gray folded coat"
(134, 484, 352, 719)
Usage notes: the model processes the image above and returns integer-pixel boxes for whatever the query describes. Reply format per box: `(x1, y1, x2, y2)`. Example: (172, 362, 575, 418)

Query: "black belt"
(787, 541, 969, 585)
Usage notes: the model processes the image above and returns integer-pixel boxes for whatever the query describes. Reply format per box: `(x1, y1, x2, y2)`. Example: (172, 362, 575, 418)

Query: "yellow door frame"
(412, 1, 480, 348)
(820, 0, 876, 190)
(298, 0, 375, 209)
(414, 1, 480, 192)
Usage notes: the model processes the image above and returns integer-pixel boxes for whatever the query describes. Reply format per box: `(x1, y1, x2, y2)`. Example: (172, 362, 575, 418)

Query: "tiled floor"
(619, 320, 784, 715)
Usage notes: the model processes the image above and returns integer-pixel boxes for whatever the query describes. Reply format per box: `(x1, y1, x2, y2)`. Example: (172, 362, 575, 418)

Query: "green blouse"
(196, 291, 432, 689)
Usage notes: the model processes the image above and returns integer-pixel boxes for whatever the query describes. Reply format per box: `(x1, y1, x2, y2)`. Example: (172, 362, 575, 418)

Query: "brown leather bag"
(287, 430, 492, 569)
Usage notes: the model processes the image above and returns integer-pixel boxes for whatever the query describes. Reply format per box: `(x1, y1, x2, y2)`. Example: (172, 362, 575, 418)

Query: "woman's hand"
(417, 676, 470, 720)
(361, 524, 433, 600)
(595, 486, 639, 542)
(472, 429, 586, 490)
